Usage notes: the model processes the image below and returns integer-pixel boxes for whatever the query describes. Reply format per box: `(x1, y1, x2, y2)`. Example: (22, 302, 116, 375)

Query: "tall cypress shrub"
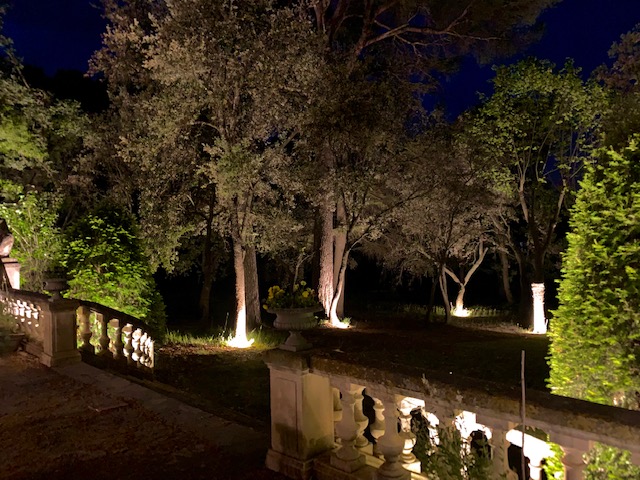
(548, 135, 640, 408)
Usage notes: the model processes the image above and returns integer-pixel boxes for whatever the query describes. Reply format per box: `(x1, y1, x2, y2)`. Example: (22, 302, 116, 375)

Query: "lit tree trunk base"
(531, 282, 547, 334)
(228, 239, 254, 348)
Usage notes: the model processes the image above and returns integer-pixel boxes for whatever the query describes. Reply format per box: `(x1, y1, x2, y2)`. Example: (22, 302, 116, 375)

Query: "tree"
(378, 123, 497, 322)
(472, 59, 607, 332)
(303, 0, 558, 321)
(92, 0, 320, 343)
(547, 136, 640, 409)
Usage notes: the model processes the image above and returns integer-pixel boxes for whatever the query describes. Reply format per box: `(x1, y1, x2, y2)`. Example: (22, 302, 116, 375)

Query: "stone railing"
(264, 349, 640, 480)
(76, 300, 155, 370)
(0, 286, 156, 371)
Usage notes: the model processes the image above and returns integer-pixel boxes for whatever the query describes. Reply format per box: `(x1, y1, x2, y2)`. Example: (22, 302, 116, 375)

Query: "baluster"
(333, 387, 343, 445)
(138, 331, 149, 367)
(123, 324, 134, 365)
(331, 382, 366, 473)
(398, 398, 420, 473)
(374, 394, 409, 480)
(97, 312, 110, 355)
(132, 328, 142, 365)
(370, 397, 386, 458)
(77, 305, 94, 353)
(353, 386, 370, 451)
(147, 338, 154, 368)
(113, 319, 124, 360)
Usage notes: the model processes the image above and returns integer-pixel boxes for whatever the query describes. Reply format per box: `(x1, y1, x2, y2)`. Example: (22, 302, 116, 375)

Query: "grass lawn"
(151, 308, 550, 430)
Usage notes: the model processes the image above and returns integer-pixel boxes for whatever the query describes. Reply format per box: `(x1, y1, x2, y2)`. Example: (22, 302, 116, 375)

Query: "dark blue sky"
(4, 0, 640, 115)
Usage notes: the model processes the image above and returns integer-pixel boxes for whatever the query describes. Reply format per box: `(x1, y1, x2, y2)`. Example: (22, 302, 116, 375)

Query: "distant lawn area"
(152, 309, 550, 430)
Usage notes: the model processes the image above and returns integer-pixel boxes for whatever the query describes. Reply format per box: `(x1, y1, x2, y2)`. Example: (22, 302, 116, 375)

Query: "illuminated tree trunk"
(230, 237, 251, 346)
(244, 244, 261, 330)
(333, 196, 347, 318)
(329, 246, 350, 327)
(444, 240, 487, 316)
(318, 145, 335, 317)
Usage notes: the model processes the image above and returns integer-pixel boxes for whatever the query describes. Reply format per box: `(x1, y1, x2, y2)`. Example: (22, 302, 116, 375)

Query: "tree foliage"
(548, 136, 640, 408)
(0, 182, 63, 291)
(62, 205, 166, 333)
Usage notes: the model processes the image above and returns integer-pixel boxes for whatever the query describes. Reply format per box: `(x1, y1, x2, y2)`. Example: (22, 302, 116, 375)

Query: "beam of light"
(452, 306, 472, 317)
(531, 283, 547, 334)
(329, 319, 350, 329)
(226, 305, 255, 348)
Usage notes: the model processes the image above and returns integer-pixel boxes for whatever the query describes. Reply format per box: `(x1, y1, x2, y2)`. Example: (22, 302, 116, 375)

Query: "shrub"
(63, 205, 166, 334)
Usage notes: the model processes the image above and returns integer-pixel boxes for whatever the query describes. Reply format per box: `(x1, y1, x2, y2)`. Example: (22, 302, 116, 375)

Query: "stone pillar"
(264, 349, 334, 480)
(2, 257, 20, 289)
(552, 435, 590, 480)
(531, 282, 547, 334)
(40, 298, 81, 367)
(374, 393, 410, 480)
(331, 382, 366, 472)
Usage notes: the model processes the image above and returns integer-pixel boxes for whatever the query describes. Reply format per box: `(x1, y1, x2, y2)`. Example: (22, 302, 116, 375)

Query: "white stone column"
(331, 382, 366, 472)
(374, 394, 410, 480)
(531, 282, 547, 334)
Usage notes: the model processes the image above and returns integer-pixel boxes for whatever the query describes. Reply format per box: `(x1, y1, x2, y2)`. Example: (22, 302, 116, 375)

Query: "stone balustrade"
(76, 300, 155, 370)
(0, 287, 155, 371)
(264, 349, 640, 480)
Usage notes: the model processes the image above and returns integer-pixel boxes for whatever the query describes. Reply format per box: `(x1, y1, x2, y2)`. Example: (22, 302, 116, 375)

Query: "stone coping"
(264, 348, 640, 453)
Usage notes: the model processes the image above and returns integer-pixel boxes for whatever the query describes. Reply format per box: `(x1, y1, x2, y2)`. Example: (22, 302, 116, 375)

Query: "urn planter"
(268, 306, 321, 352)
(43, 278, 69, 301)
(0, 332, 25, 355)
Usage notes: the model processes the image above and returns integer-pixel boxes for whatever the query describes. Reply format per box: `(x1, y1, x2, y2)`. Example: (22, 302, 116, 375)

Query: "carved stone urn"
(43, 278, 69, 301)
(267, 306, 321, 352)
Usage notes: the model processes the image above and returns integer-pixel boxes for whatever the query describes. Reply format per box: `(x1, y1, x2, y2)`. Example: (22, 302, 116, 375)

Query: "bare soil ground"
(0, 353, 287, 480)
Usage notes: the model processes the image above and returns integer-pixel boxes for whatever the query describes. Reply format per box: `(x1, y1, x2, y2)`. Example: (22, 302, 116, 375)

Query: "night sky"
(4, 0, 640, 115)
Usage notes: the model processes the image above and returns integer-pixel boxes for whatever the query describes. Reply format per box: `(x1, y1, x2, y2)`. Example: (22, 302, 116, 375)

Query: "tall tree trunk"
(425, 276, 437, 323)
(329, 246, 350, 326)
(333, 196, 347, 318)
(318, 144, 335, 317)
(231, 236, 250, 345)
(499, 249, 514, 305)
(438, 265, 451, 323)
(454, 285, 466, 312)
(244, 244, 261, 330)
